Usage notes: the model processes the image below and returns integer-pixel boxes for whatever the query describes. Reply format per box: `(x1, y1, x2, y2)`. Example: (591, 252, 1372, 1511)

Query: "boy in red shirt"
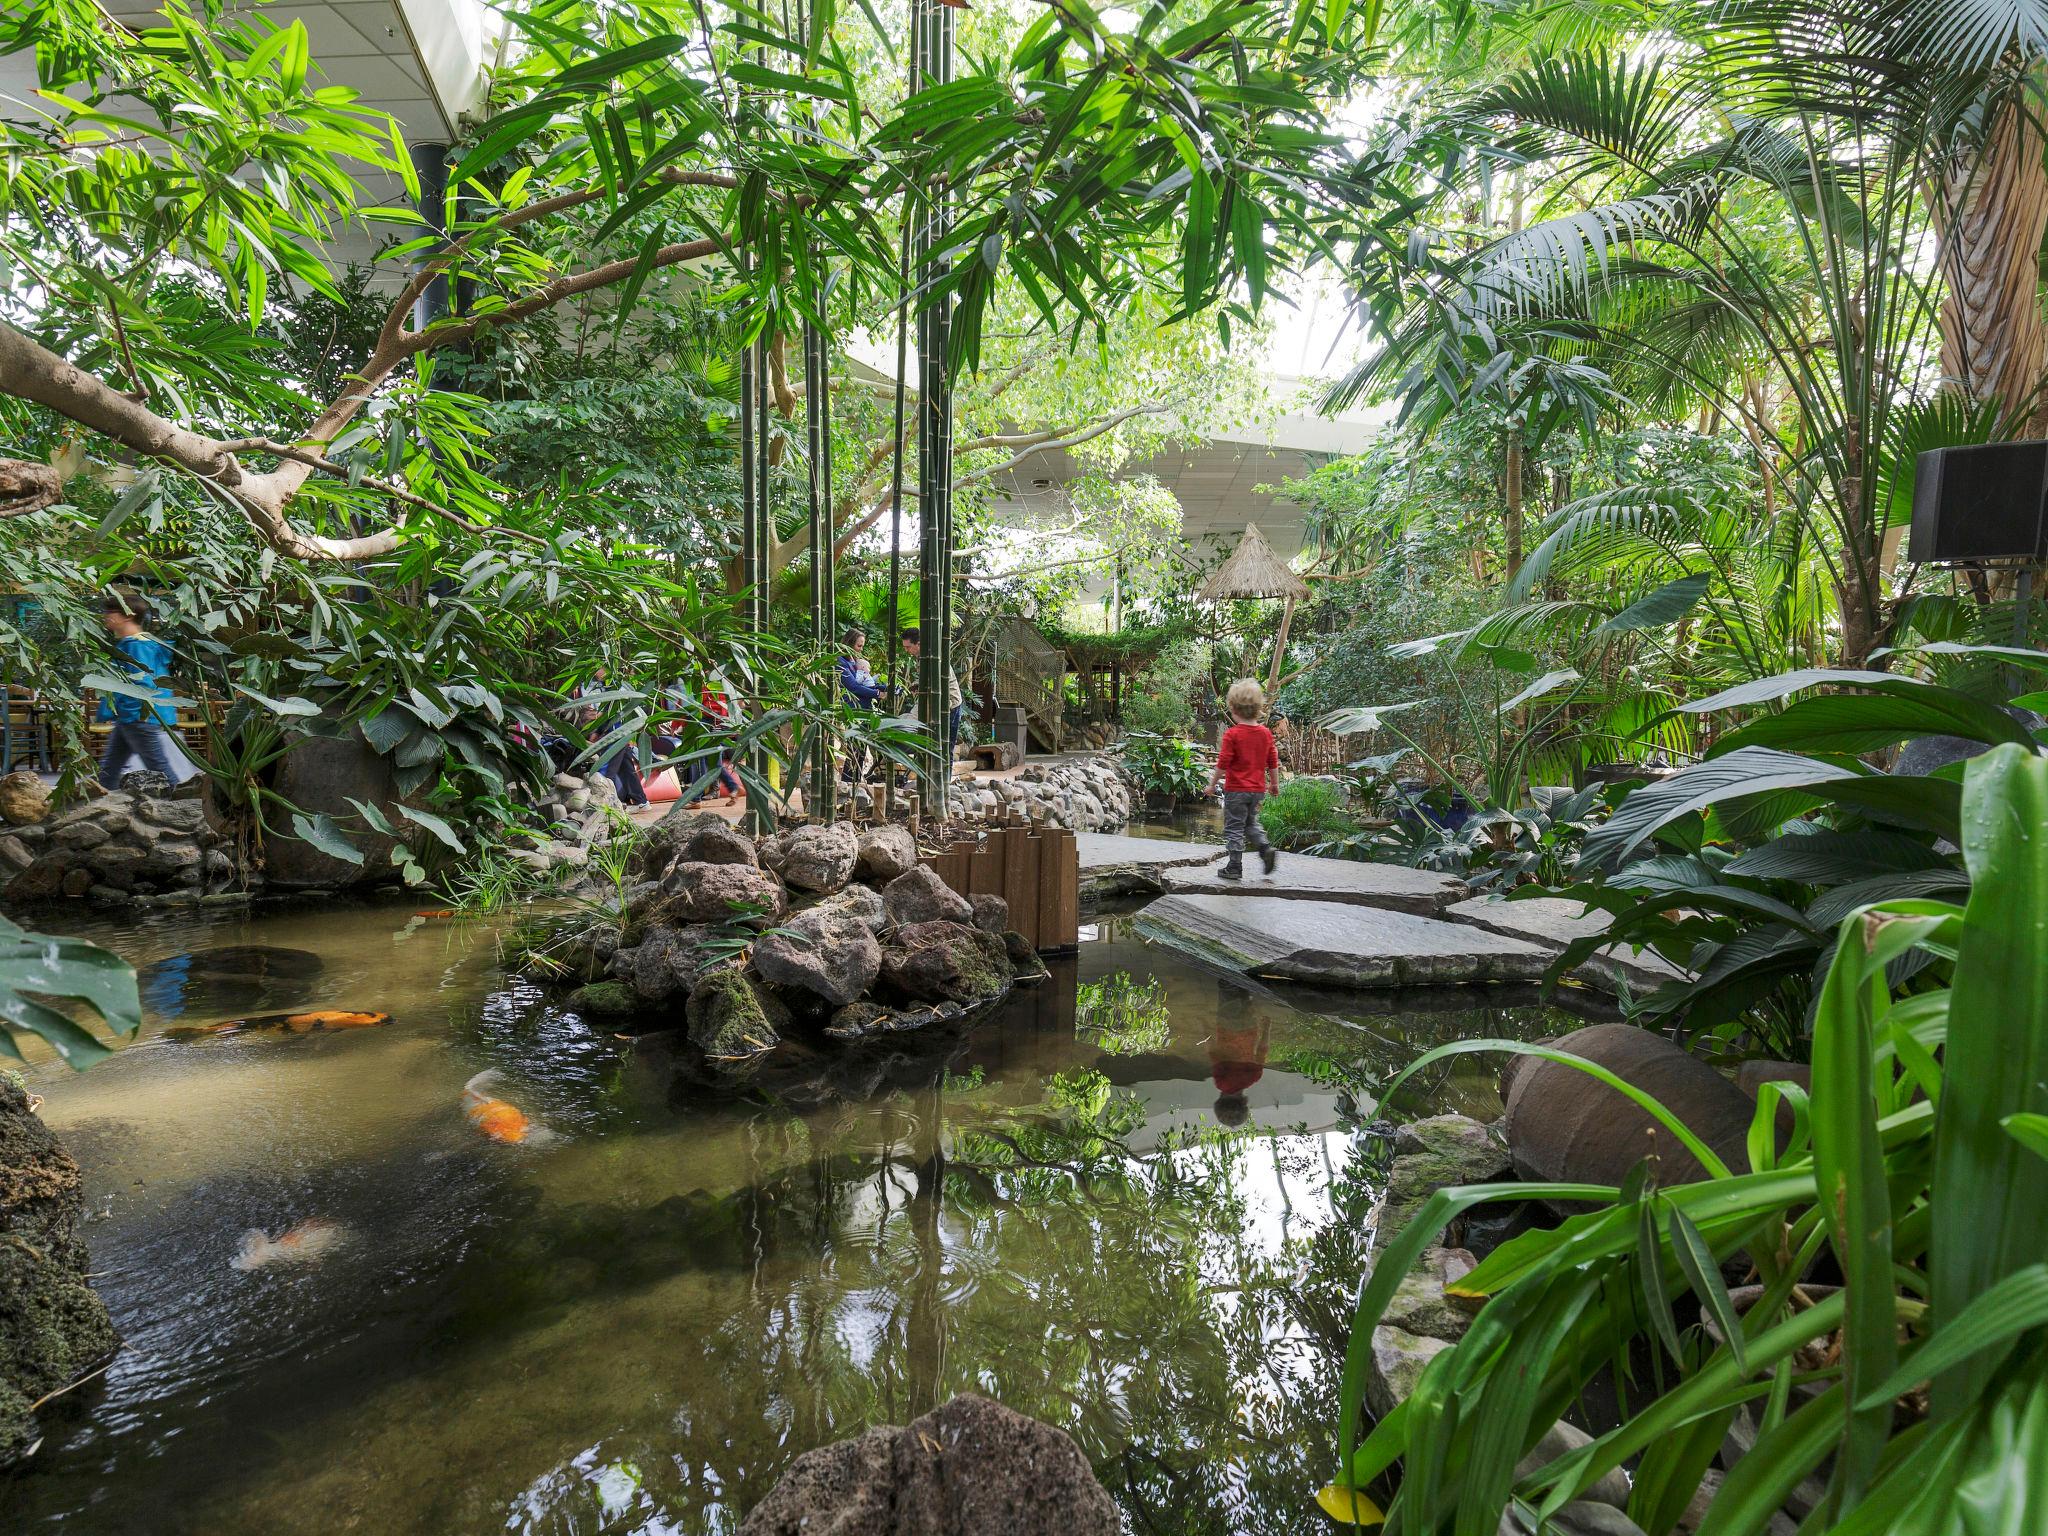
(1207, 678, 1280, 880)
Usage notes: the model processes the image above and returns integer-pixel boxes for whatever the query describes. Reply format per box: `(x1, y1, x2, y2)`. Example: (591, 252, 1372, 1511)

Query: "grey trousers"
(1222, 791, 1271, 854)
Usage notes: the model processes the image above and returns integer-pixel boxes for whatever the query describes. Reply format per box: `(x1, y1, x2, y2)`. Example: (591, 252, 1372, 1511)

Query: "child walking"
(1208, 678, 1279, 881)
(96, 590, 180, 789)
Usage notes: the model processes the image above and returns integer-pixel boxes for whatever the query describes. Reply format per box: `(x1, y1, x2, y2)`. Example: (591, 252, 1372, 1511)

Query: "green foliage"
(1334, 745, 2048, 1536)
(1119, 637, 1211, 735)
(0, 917, 141, 1069)
(1074, 973, 1171, 1057)
(1260, 777, 1360, 849)
(1119, 730, 1207, 800)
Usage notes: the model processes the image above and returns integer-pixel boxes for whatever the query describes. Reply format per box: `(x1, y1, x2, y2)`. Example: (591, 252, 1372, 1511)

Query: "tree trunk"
(1938, 99, 2048, 432)
(1503, 431, 1525, 580)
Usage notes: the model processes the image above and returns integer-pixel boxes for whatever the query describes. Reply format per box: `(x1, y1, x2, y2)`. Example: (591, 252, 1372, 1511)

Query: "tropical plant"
(1074, 972, 1172, 1057)
(0, 917, 141, 1067)
(1326, 742, 2048, 1536)
(1120, 731, 1208, 802)
(1261, 777, 1361, 850)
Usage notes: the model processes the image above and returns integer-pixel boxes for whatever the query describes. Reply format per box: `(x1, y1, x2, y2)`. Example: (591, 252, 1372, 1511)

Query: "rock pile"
(0, 1073, 120, 1467)
(512, 806, 1043, 1062)
(505, 771, 627, 877)
(945, 754, 1132, 832)
(0, 787, 233, 909)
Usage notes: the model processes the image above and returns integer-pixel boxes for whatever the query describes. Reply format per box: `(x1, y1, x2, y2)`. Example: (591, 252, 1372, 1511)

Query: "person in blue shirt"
(97, 591, 179, 789)
(837, 627, 884, 710)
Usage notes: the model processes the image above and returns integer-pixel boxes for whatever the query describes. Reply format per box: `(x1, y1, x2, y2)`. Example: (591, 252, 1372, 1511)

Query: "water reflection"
(4, 901, 1587, 1535)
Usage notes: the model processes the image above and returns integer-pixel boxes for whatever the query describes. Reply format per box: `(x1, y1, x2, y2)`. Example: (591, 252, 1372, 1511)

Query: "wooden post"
(1265, 592, 1298, 700)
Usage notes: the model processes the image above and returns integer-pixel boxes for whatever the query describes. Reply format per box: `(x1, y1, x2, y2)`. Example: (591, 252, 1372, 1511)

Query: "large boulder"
(738, 1393, 1119, 1536)
(648, 861, 785, 927)
(880, 920, 1013, 1005)
(0, 1075, 119, 1467)
(805, 882, 889, 937)
(1502, 1024, 1757, 1190)
(0, 772, 49, 827)
(685, 969, 786, 1057)
(636, 808, 757, 877)
(629, 923, 724, 1004)
(775, 823, 860, 894)
(752, 906, 882, 1008)
(855, 824, 918, 883)
(263, 729, 409, 888)
(882, 865, 973, 928)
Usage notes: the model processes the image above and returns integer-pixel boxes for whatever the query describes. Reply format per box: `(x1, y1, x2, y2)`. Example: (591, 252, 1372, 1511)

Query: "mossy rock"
(566, 981, 638, 1020)
(685, 969, 785, 1058)
(504, 913, 617, 984)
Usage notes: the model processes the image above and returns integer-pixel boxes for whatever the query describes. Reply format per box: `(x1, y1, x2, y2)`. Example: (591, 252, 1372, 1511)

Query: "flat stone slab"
(1133, 894, 1553, 989)
(1446, 896, 1688, 997)
(1076, 833, 1222, 902)
(1159, 852, 1464, 915)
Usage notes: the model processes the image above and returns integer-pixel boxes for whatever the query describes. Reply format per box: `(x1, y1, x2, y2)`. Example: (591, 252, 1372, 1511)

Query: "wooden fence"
(918, 814, 1079, 953)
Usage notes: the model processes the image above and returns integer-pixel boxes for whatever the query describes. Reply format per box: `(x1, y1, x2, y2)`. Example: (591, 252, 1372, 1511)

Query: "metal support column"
(805, 310, 837, 820)
(912, 0, 955, 813)
(407, 141, 452, 333)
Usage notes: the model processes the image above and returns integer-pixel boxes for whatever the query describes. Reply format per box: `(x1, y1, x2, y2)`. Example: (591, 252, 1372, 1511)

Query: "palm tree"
(1332, 1, 2048, 664)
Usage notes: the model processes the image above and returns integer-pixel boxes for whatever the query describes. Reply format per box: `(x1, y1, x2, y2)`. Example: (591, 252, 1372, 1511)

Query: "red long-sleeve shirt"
(1215, 722, 1278, 793)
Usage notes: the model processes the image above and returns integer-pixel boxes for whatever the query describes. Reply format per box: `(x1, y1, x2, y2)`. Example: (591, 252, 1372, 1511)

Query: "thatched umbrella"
(1196, 523, 1311, 697)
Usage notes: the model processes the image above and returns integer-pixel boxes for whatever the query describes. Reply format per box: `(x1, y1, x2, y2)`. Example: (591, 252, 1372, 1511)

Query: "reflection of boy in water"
(1209, 1003, 1270, 1127)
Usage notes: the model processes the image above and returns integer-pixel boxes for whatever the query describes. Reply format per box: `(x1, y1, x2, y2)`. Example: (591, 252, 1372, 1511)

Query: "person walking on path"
(1206, 678, 1279, 882)
(95, 590, 180, 789)
(899, 627, 963, 755)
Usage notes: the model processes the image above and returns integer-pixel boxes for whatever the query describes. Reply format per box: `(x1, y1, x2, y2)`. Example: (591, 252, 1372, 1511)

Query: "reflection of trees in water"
(1074, 973, 1173, 1057)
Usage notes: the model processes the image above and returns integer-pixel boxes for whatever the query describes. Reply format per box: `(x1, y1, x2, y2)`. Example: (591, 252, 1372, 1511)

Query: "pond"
(3, 898, 1592, 1535)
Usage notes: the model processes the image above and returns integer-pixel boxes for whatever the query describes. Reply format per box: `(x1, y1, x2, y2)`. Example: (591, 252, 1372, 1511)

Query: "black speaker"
(1908, 441, 2048, 564)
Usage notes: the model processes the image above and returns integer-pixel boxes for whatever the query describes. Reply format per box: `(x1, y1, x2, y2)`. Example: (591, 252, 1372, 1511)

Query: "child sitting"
(1206, 678, 1280, 881)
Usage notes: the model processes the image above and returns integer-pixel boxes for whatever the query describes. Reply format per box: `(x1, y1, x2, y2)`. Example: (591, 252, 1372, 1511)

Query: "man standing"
(900, 627, 963, 754)
(96, 590, 179, 789)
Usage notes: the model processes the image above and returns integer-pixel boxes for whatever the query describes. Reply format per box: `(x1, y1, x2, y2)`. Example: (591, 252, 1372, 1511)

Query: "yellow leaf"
(1315, 1483, 1385, 1525)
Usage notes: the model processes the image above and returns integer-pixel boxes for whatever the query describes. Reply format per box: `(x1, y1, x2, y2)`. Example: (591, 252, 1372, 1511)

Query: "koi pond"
(3, 898, 1589, 1534)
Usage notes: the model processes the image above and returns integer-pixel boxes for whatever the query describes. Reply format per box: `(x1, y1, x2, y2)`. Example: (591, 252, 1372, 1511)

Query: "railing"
(991, 616, 1066, 753)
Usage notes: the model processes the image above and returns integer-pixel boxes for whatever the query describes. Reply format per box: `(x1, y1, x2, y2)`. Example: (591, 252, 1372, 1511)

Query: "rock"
(737, 1392, 1119, 1536)
(3, 858, 69, 904)
(51, 820, 109, 853)
(1135, 895, 1553, 989)
(1500, 1504, 1648, 1536)
(1381, 1247, 1478, 1343)
(59, 869, 92, 898)
(566, 981, 638, 1020)
(1515, 1421, 1632, 1510)
(0, 772, 49, 826)
(1373, 1116, 1512, 1254)
(0, 836, 29, 875)
(630, 923, 724, 1003)
(0, 1073, 119, 1468)
(685, 970, 785, 1057)
(880, 920, 1013, 1004)
(751, 906, 882, 1008)
(969, 892, 1009, 933)
(777, 823, 859, 893)
(807, 882, 889, 936)
(264, 729, 407, 889)
(1502, 1024, 1757, 1191)
(637, 807, 756, 876)
(1002, 929, 1036, 966)
(1366, 1325, 1451, 1419)
(1159, 852, 1465, 914)
(117, 769, 171, 798)
(883, 865, 974, 928)
(1446, 895, 1688, 997)
(855, 824, 918, 882)
(650, 861, 785, 926)
(137, 797, 205, 833)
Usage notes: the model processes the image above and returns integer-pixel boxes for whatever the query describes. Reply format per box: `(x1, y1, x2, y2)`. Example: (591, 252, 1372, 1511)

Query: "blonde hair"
(1225, 678, 1266, 722)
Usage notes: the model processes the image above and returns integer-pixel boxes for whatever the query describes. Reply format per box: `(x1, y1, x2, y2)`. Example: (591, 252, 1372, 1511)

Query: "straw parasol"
(1196, 523, 1311, 696)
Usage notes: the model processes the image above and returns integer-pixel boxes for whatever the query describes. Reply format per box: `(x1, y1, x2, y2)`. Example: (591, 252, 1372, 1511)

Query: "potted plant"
(1120, 731, 1208, 816)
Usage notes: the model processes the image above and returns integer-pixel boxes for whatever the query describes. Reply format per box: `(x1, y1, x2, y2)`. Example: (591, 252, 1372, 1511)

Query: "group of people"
(837, 624, 964, 763)
(549, 671, 743, 810)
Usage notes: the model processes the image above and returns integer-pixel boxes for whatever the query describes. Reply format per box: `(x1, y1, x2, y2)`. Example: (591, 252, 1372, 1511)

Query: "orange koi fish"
(166, 1009, 392, 1040)
(232, 1218, 348, 1271)
(462, 1070, 555, 1146)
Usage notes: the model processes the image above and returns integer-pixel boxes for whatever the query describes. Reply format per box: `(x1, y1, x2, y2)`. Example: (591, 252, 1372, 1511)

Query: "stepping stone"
(1133, 894, 1553, 989)
(1159, 851, 1464, 915)
(1075, 832, 1223, 901)
(1446, 896, 1688, 997)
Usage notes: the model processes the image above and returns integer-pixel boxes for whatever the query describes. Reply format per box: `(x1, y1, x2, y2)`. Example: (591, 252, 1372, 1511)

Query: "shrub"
(1260, 777, 1359, 848)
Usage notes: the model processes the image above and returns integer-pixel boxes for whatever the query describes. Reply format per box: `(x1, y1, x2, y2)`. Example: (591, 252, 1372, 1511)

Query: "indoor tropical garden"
(1, 0, 2045, 1531)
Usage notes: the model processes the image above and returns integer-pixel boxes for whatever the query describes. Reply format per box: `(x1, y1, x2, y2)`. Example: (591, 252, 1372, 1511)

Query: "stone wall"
(0, 787, 233, 910)
(945, 754, 1132, 832)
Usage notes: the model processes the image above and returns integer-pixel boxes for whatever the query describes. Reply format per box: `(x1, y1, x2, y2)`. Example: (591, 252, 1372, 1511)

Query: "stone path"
(1445, 895, 1688, 996)
(1158, 851, 1464, 915)
(1133, 894, 1553, 988)
(1075, 832, 1223, 900)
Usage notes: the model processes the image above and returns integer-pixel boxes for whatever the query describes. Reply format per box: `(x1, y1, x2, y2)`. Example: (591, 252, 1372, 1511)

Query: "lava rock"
(630, 923, 724, 1003)
(776, 823, 860, 893)
(969, 893, 1009, 934)
(854, 824, 918, 883)
(117, 769, 171, 798)
(752, 906, 882, 1008)
(649, 861, 785, 926)
(882, 865, 973, 928)
(804, 882, 889, 936)
(737, 1392, 1119, 1536)
(879, 920, 1013, 1004)
(567, 981, 639, 1021)
(685, 969, 785, 1057)
(637, 808, 757, 876)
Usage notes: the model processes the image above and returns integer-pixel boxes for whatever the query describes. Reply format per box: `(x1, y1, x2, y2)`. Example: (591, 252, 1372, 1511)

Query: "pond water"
(3, 898, 1590, 1535)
